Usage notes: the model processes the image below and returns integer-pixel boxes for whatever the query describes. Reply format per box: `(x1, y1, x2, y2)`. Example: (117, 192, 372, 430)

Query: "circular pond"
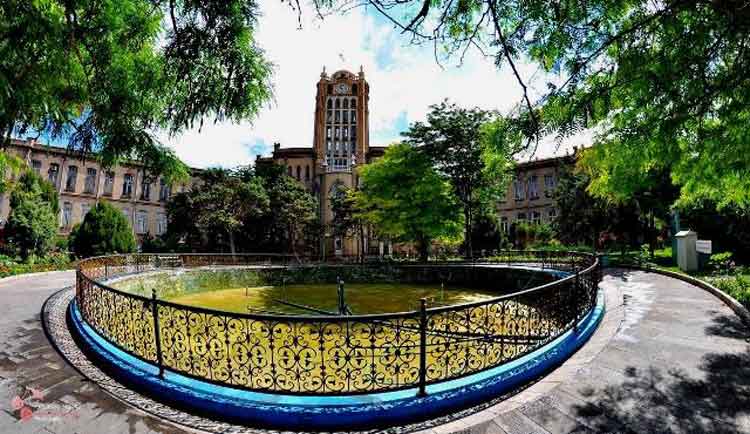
(107, 265, 557, 314)
(69, 253, 602, 431)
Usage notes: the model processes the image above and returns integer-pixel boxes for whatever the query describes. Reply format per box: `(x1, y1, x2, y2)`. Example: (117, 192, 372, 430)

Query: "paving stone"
(493, 411, 549, 434)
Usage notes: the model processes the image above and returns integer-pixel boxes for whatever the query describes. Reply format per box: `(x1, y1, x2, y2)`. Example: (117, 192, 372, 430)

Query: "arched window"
(343, 99, 349, 109)
(305, 165, 310, 180)
(296, 166, 301, 180)
(327, 99, 332, 109)
(335, 98, 340, 109)
(351, 98, 356, 108)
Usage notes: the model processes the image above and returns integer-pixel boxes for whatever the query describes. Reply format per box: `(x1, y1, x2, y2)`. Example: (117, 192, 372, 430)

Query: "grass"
(167, 283, 498, 314)
(0, 252, 75, 278)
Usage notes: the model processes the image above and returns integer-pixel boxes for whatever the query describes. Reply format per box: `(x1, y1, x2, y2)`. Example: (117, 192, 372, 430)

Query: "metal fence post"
(418, 298, 428, 397)
(573, 269, 581, 333)
(151, 289, 164, 378)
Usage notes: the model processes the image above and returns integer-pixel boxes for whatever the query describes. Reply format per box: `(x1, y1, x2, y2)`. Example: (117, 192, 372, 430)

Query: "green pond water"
(110, 270, 499, 314)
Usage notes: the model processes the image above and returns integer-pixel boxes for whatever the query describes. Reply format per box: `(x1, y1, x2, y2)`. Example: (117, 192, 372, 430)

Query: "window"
(513, 177, 525, 201)
(548, 208, 557, 220)
(500, 217, 509, 233)
(141, 177, 151, 200)
(305, 165, 310, 180)
(532, 211, 541, 224)
(517, 212, 526, 221)
(136, 210, 148, 234)
(81, 203, 90, 219)
(48, 163, 59, 186)
(342, 111, 348, 123)
(103, 171, 114, 195)
(296, 166, 301, 180)
(31, 160, 42, 175)
(343, 99, 349, 109)
(334, 127, 339, 139)
(351, 98, 356, 108)
(84, 168, 97, 194)
(64, 165, 78, 192)
(62, 202, 72, 228)
(122, 174, 133, 197)
(351, 126, 356, 139)
(351, 110, 356, 123)
(287, 166, 292, 176)
(544, 174, 556, 197)
(352, 84, 358, 94)
(335, 111, 340, 122)
(121, 207, 131, 224)
(159, 179, 170, 201)
(327, 99, 332, 109)
(157, 213, 168, 235)
(327, 110, 332, 122)
(335, 98, 340, 109)
(343, 128, 348, 139)
(528, 175, 539, 199)
(326, 127, 331, 139)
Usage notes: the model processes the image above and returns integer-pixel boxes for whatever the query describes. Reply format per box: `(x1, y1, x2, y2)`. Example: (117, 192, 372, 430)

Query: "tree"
(5, 195, 57, 259)
(403, 101, 511, 258)
(318, 0, 750, 208)
(267, 175, 318, 256)
(166, 168, 269, 254)
(70, 202, 136, 258)
(1, 0, 273, 178)
(330, 185, 366, 258)
(4, 170, 59, 259)
(470, 212, 503, 254)
(356, 143, 463, 262)
(191, 168, 269, 255)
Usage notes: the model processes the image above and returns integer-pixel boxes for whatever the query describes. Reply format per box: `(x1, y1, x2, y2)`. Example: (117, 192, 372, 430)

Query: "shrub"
(713, 275, 750, 309)
(70, 202, 136, 258)
(5, 194, 57, 259)
(4, 170, 59, 259)
(708, 252, 734, 272)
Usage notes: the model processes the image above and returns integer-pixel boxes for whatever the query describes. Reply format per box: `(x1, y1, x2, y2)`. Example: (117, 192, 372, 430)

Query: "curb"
(0, 269, 75, 284)
(609, 264, 750, 326)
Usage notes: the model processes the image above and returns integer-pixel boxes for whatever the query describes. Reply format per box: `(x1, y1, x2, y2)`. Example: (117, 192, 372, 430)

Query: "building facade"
(257, 67, 388, 256)
(496, 153, 575, 234)
(1, 138, 198, 241)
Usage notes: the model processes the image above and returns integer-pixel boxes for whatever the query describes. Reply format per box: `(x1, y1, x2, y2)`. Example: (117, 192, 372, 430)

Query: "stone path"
(1, 269, 749, 434)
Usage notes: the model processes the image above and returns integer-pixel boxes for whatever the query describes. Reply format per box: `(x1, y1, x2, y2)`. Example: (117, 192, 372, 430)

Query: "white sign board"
(696, 240, 712, 254)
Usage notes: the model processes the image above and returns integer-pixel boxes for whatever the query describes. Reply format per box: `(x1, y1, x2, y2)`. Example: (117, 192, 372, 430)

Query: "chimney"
(274, 142, 280, 152)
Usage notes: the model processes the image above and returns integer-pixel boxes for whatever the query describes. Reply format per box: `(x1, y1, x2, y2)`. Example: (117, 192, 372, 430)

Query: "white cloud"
(163, 3, 549, 168)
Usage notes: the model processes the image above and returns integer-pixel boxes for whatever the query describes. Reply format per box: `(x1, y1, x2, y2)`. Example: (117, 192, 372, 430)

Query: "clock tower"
(313, 67, 370, 172)
(312, 67, 371, 255)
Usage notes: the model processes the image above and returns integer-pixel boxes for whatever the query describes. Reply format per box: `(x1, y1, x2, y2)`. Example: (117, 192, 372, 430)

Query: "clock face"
(334, 83, 350, 94)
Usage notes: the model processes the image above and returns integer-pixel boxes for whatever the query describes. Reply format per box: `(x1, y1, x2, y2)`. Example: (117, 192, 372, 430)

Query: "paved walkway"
(1, 269, 749, 434)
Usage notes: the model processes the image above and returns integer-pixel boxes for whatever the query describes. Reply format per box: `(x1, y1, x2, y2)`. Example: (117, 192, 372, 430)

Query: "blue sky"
(27, 3, 587, 168)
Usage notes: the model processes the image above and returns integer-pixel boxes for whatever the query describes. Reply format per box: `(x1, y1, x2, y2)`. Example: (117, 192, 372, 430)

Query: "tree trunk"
(418, 237, 430, 263)
(649, 212, 655, 260)
(228, 230, 236, 256)
(359, 225, 365, 264)
(464, 207, 473, 259)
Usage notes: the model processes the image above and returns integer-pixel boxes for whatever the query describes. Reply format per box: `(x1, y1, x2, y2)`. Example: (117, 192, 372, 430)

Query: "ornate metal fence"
(76, 252, 600, 395)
